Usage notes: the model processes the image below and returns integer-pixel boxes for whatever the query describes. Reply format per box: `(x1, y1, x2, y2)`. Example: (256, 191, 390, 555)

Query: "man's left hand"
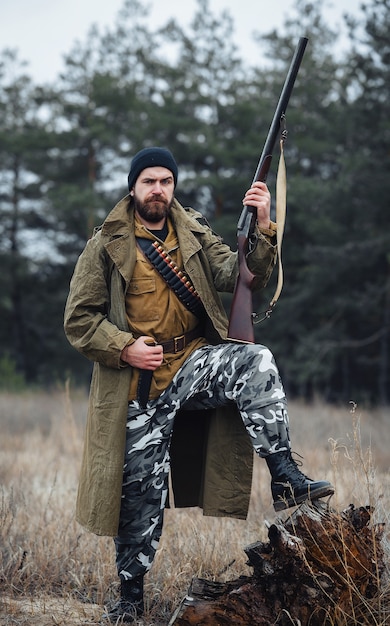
(243, 181, 271, 230)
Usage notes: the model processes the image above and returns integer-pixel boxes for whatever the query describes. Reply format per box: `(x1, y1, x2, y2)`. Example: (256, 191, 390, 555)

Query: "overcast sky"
(1, 0, 362, 83)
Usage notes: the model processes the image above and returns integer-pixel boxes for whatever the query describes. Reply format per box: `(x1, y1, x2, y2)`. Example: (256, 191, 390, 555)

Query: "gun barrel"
(252, 36, 308, 184)
(228, 37, 308, 343)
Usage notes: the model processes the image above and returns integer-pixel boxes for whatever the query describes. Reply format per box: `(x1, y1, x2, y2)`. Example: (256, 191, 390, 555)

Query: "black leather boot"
(266, 450, 334, 511)
(102, 576, 144, 624)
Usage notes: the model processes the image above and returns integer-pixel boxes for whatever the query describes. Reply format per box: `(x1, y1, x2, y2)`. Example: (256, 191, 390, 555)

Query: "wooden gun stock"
(228, 37, 308, 343)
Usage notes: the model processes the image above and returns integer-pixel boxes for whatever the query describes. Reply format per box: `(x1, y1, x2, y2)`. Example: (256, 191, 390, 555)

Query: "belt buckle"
(174, 334, 185, 353)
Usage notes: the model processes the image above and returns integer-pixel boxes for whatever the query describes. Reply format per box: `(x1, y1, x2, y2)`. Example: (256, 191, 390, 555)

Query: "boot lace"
(286, 451, 312, 484)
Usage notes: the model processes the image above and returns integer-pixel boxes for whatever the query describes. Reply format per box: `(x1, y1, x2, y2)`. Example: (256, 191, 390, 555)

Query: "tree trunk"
(169, 501, 385, 626)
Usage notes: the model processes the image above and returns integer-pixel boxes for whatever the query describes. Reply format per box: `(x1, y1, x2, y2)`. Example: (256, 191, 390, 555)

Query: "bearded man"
(64, 147, 333, 623)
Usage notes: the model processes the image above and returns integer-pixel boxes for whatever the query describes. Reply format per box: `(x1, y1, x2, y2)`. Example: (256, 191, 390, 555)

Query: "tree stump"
(169, 501, 385, 625)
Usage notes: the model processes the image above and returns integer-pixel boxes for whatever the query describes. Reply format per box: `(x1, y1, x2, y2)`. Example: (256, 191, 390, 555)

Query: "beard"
(133, 194, 173, 223)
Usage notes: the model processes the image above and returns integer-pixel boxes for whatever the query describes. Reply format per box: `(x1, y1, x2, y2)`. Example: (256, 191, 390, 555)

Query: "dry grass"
(0, 386, 389, 625)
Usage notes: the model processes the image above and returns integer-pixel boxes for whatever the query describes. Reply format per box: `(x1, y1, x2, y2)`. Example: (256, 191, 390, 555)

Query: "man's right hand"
(120, 336, 163, 370)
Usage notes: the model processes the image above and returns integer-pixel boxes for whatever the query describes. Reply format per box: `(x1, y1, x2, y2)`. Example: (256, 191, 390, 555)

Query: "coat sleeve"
(188, 209, 277, 293)
(64, 234, 134, 369)
(246, 221, 278, 289)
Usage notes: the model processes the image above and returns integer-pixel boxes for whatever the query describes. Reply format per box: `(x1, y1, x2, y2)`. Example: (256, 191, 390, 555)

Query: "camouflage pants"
(115, 342, 290, 581)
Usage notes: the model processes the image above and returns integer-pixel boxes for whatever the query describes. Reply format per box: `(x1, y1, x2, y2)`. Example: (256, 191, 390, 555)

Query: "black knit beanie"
(127, 147, 178, 190)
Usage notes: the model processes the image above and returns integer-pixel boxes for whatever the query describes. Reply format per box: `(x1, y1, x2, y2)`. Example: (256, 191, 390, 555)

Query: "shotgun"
(227, 37, 308, 343)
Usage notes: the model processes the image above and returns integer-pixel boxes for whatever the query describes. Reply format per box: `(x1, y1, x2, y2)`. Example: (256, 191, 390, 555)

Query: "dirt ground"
(1, 596, 168, 625)
(1, 596, 101, 625)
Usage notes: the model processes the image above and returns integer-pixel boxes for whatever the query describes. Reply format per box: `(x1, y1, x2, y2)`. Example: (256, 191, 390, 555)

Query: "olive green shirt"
(127, 217, 208, 400)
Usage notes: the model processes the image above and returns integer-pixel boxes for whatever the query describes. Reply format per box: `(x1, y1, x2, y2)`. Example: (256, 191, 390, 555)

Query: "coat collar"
(101, 194, 133, 237)
(101, 194, 205, 268)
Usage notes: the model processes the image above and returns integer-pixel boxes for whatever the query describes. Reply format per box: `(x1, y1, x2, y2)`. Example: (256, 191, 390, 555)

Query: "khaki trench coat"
(64, 195, 276, 536)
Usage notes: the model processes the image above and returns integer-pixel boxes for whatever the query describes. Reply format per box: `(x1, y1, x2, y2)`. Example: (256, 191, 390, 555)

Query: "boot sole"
(273, 484, 334, 512)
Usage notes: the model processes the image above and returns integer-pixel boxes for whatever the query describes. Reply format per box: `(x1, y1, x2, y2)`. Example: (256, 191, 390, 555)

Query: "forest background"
(0, 0, 389, 406)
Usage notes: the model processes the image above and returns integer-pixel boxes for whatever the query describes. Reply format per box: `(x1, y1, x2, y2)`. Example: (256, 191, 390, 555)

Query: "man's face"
(132, 166, 175, 224)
